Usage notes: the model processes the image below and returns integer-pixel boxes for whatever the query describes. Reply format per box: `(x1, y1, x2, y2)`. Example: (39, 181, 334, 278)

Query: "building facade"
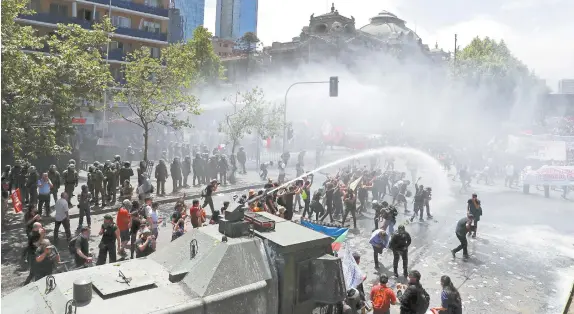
(264, 6, 448, 68)
(215, 0, 257, 40)
(16, 0, 183, 158)
(18, 0, 178, 84)
(172, 0, 205, 41)
(559, 79, 574, 94)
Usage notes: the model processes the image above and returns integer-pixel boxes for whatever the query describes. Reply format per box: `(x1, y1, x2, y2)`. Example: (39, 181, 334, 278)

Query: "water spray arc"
(248, 146, 454, 210)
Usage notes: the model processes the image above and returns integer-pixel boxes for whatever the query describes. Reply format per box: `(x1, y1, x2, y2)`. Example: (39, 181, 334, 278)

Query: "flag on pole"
(331, 229, 348, 252)
(349, 176, 363, 191)
(341, 242, 365, 289)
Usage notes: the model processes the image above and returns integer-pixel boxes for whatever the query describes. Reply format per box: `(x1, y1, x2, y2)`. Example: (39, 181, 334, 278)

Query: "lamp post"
(102, 0, 112, 138)
(282, 78, 338, 152)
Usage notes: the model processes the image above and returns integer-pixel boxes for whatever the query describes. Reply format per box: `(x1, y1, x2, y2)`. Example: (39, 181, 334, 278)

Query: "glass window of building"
(49, 3, 68, 16)
(110, 41, 124, 51)
(29, 0, 41, 12)
(143, 21, 161, 34)
(145, 0, 160, 8)
(112, 16, 132, 28)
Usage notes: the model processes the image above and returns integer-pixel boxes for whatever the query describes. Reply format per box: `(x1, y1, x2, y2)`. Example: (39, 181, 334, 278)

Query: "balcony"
(19, 13, 93, 29)
(114, 26, 167, 42)
(18, 13, 168, 43)
(106, 48, 126, 62)
(83, 0, 169, 18)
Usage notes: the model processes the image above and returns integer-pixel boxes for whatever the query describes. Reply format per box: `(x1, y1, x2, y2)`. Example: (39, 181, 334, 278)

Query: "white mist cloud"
(202, 0, 573, 90)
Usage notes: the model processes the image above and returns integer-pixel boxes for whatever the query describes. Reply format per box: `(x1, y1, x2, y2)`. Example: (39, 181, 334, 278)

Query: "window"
(143, 21, 160, 34)
(78, 9, 93, 21)
(110, 41, 124, 51)
(29, 0, 41, 12)
(145, 0, 160, 8)
(49, 3, 68, 16)
(112, 15, 131, 28)
(146, 46, 160, 58)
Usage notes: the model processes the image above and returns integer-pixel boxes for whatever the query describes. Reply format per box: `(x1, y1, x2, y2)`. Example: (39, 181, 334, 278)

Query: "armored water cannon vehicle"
(1, 209, 347, 314)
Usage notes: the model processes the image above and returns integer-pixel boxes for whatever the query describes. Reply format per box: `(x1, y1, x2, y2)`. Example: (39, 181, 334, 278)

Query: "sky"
(203, 0, 574, 90)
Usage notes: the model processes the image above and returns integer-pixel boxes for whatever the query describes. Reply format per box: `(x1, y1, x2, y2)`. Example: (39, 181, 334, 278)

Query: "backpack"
(415, 286, 430, 314)
(372, 286, 389, 310)
(68, 236, 79, 255)
(66, 170, 76, 182)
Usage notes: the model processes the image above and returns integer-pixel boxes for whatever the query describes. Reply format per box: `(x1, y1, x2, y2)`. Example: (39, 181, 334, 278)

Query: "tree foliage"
(189, 26, 224, 82)
(238, 32, 260, 50)
(114, 42, 201, 161)
(1, 0, 114, 160)
(220, 88, 284, 155)
(452, 37, 548, 116)
(237, 32, 261, 79)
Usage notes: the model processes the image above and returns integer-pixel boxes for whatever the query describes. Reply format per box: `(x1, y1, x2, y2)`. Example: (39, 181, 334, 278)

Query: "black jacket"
(399, 282, 429, 314)
(389, 231, 412, 251)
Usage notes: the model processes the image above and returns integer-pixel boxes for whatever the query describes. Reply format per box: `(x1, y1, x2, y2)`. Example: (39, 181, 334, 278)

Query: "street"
(1, 149, 573, 314)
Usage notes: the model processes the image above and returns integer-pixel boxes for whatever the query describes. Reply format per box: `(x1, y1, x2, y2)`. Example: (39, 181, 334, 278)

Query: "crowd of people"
(10, 130, 562, 314)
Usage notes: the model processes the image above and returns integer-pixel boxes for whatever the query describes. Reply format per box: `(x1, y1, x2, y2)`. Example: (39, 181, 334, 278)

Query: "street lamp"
(282, 77, 339, 152)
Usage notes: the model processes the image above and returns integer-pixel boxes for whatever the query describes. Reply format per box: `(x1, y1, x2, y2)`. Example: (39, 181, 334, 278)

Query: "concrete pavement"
(4, 147, 570, 312)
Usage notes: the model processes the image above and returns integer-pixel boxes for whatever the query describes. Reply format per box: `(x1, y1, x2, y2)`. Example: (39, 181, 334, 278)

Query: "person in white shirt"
(53, 192, 71, 243)
(150, 202, 160, 239)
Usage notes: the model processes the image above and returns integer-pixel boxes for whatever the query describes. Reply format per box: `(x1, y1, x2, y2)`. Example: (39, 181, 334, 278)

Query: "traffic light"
(329, 76, 338, 97)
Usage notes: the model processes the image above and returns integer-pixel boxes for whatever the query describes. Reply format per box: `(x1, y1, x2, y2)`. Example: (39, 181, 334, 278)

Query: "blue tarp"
(301, 220, 348, 238)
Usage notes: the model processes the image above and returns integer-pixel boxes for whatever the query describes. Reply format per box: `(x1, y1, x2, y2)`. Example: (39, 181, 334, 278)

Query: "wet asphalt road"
(152, 170, 574, 314)
(2, 150, 573, 313)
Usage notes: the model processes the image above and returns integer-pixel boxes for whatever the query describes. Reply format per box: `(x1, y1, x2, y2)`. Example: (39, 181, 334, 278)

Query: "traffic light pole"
(282, 81, 330, 153)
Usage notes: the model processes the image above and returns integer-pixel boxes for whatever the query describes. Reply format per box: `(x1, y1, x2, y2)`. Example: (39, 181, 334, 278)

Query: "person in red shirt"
(116, 200, 131, 257)
(370, 274, 397, 314)
(189, 199, 202, 228)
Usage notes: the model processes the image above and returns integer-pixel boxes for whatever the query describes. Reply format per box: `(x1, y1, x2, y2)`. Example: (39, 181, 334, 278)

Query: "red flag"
(266, 137, 271, 148)
(11, 188, 22, 213)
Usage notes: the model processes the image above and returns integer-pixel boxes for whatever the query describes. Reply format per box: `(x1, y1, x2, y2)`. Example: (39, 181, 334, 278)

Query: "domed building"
(263, 4, 447, 69)
(360, 11, 421, 44)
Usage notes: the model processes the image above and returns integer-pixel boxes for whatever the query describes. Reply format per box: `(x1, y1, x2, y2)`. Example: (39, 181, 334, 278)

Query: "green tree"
(1, 0, 114, 160)
(220, 88, 284, 156)
(237, 32, 261, 77)
(452, 37, 547, 116)
(114, 43, 201, 161)
(189, 26, 224, 82)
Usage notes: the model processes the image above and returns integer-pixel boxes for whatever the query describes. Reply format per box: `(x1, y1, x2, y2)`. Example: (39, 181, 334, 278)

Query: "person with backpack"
(370, 274, 397, 314)
(399, 270, 430, 314)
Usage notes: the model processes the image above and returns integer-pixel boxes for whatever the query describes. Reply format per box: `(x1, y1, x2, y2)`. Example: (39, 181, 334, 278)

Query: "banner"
(340, 242, 365, 289)
(300, 220, 348, 238)
(10, 189, 22, 213)
(522, 166, 574, 186)
(507, 135, 567, 161)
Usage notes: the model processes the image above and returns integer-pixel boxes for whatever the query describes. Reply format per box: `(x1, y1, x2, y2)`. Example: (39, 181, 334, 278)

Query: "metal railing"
(114, 26, 167, 42)
(19, 13, 168, 42)
(83, 0, 169, 17)
(19, 13, 93, 29)
(106, 48, 126, 61)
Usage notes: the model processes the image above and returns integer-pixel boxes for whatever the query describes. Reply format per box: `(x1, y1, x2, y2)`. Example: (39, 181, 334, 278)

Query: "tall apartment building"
(215, 0, 257, 40)
(172, 0, 205, 42)
(558, 79, 574, 94)
(17, 0, 177, 83)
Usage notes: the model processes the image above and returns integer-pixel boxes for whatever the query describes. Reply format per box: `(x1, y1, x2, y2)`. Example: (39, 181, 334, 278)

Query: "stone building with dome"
(263, 4, 449, 68)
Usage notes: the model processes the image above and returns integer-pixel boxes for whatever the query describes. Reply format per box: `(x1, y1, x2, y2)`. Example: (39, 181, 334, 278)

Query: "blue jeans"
(382, 219, 395, 246)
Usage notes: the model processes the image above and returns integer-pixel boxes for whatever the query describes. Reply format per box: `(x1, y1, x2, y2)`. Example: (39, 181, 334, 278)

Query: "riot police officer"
(62, 164, 78, 207)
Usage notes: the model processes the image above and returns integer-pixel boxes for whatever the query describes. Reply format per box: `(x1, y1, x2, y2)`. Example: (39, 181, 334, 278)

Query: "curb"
(2, 184, 262, 232)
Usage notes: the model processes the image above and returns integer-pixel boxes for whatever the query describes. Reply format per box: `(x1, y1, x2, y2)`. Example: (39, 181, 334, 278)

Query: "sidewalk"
(2, 167, 287, 231)
(3, 150, 350, 229)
